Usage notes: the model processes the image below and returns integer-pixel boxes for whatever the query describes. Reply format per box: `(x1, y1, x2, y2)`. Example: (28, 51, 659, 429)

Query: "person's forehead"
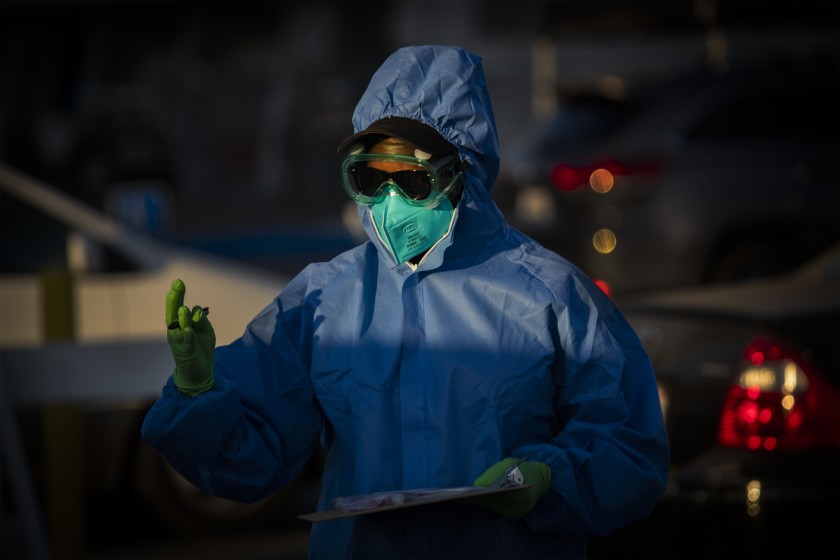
(369, 137, 434, 161)
(370, 137, 414, 156)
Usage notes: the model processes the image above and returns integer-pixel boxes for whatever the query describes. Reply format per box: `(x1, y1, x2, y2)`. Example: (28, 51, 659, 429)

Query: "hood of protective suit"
(350, 46, 504, 268)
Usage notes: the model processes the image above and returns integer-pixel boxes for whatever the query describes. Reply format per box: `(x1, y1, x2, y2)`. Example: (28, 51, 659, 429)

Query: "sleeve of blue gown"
(513, 276, 670, 537)
(141, 275, 323, 504)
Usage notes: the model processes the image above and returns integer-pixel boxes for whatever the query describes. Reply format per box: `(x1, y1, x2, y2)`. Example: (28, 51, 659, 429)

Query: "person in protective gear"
(142, 45, 670, 559)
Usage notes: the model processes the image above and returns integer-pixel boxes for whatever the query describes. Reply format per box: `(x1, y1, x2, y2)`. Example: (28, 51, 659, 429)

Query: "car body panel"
(498, 63, 838, 296)
(0, 166, 321, 537)
(0, 165, 289, 347)
(591, 245, 839, 558)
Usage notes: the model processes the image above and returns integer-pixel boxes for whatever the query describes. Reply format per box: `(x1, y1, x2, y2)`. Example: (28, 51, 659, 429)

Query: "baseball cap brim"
(337, 116, 456, 157)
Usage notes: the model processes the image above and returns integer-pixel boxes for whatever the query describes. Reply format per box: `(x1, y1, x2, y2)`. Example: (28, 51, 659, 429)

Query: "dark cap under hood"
(337, 116, 458, 158)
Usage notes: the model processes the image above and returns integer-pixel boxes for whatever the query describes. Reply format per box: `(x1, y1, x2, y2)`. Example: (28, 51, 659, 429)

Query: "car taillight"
(550, 160, 623, 192)
(717, 337, 840, 451)
(549, 159, 659, 193)
(593, 278, 612, 297)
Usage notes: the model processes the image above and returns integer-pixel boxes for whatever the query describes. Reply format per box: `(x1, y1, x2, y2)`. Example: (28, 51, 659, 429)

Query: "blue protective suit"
(142, 46, 669, 559)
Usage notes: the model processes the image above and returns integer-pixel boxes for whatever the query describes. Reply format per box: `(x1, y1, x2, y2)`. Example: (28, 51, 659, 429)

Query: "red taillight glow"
(550, 164, 582, 192)
(548, 159, 658, 193)
(717, 337, 840, 451)
(593, 279, 612, 297)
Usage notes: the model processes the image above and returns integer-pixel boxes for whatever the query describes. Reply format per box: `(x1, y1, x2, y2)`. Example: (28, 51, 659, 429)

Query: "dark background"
(3, 0, 836, 268)
(1, 1, 838, 558)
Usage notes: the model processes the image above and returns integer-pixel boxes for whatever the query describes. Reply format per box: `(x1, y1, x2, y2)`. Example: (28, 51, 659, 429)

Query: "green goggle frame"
(341, 153, 463, 207)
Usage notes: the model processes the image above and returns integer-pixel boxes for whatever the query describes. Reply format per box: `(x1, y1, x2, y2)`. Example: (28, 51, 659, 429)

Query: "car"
(0, 165, 323, 557)
(495, 59, 839, 296)
(0, 166, 294, 348)
(588, 244, 839, 559)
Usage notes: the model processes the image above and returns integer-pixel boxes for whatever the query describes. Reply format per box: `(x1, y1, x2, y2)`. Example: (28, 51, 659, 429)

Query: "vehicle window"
(0, 191, 137, 274)
(534, 97, 638, 152)
(685, 86, 839, 141)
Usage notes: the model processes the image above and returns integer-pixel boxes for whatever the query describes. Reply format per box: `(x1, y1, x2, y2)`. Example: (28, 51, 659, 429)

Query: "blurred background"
(1, 1, 837, 559)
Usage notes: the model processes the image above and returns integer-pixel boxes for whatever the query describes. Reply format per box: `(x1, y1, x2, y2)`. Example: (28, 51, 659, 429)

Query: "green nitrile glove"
(472, 458, 552, 519)
(166, 278, 215, 396)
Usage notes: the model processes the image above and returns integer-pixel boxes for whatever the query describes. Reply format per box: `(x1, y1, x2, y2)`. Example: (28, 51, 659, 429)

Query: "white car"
(0, 165, 289, 350)
(0, 166, 320, 552)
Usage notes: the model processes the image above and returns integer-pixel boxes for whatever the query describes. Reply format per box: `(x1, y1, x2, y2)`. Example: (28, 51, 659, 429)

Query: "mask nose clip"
(381, 180, 400, 197)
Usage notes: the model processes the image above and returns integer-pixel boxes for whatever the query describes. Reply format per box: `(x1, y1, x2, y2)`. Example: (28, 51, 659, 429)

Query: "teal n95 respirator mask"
(340, 139, 463, 263)
(370, 189, 455, 264)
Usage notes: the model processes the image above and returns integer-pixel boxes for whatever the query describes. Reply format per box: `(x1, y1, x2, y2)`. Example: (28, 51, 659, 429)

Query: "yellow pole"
(40, 269, 85, 559)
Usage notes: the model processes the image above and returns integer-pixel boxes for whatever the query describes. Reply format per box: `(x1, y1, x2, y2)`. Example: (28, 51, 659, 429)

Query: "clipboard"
(299, 484, 530, 522)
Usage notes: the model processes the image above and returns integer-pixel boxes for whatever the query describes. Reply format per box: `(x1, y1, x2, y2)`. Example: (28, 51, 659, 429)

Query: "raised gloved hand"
(472, 458, 552, 519)
(165, 278, 215, 396)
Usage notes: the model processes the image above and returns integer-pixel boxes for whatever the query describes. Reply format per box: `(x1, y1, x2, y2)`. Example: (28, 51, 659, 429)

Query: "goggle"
(341, 153, 463, 207)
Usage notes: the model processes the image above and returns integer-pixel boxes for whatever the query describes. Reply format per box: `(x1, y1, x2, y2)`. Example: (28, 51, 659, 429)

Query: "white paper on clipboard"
(298, 484, 531, 522)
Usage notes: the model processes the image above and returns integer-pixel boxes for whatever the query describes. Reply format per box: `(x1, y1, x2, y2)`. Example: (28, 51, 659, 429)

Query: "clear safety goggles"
(341, 153, 463, 207)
